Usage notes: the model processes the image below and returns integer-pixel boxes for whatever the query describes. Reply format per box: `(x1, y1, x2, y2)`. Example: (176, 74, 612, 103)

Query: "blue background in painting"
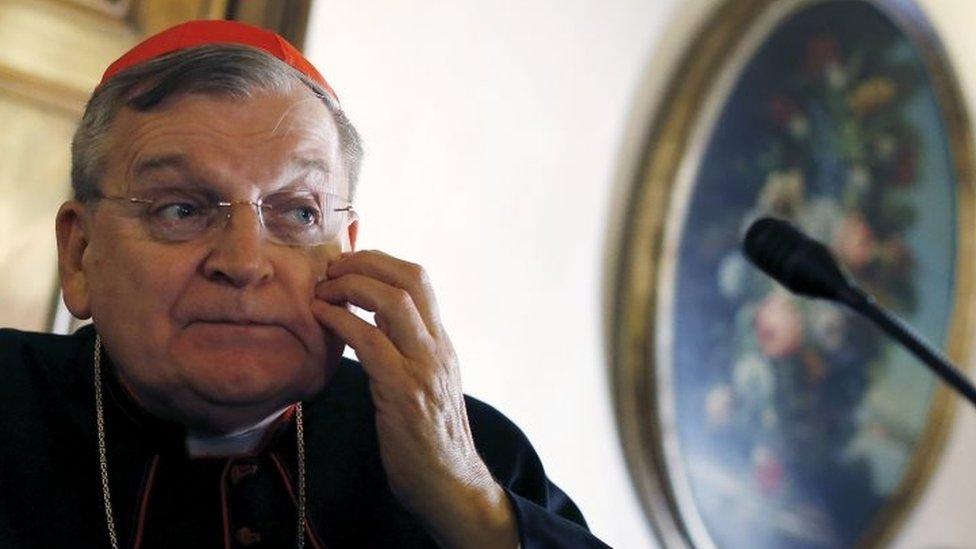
(666, 1, 957, 547)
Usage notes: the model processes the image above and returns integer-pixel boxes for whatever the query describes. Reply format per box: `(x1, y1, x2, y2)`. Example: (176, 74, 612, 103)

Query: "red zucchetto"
(99, 19, 337, 102)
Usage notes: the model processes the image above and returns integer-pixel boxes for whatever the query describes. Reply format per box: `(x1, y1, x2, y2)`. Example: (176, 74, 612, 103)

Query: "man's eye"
(267, 199, 322, 227)
(286, 206, 320, 226)
(153, 202, 204, 221)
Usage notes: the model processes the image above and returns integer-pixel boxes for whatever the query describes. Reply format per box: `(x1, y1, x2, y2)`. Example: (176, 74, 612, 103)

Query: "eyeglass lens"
(142, 190, 349, 245)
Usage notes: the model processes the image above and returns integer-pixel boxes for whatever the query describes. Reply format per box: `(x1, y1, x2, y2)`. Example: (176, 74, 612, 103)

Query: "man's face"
(60, 85, 356, 433)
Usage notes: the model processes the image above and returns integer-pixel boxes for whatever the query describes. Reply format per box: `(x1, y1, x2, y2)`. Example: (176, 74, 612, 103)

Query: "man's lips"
(184, 321, 296, 346)
(190, 319, 282, 327)
(186, 319, 290, 332)
(183, 309, 290, 328)
(180, 306, 309, 348)
(176, 304, 317, 353)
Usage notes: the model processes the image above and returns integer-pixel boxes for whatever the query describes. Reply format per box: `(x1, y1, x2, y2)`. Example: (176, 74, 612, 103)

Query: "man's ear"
(55, 201, 92, 319)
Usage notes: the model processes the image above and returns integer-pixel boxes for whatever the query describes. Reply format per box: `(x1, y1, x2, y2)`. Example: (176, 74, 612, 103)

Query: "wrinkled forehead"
(103, 86, 345, 197)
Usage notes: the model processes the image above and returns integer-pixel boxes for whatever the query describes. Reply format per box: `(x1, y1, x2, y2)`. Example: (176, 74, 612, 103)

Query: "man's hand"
(312, 251, 518, 548)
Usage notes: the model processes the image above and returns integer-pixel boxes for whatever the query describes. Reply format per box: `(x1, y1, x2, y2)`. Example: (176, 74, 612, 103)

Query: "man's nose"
(201, 203, 274, 287)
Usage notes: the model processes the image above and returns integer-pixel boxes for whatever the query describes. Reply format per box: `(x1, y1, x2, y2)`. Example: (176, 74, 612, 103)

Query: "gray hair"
(71, 45, 363, 201)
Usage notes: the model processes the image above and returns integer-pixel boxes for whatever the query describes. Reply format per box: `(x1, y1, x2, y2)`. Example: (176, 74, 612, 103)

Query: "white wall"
(305, 1, 976, 547)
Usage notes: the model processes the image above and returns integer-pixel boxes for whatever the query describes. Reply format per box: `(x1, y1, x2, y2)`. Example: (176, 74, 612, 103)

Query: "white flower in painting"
(789, 115, 810, 139)
(847, 164, 871, 192)
(809, 301, 847, 351)
(798, 197, 843, 243)
(758, 169, 805, 216)
(751, 445, 774, 467)
(733, 353, 775, 403)
(705, 384, 735, 428)
(718, 252, 749, 300)
(875, 134, 897, 160)
(826, 62, 848, 89)
(845, 420, 910, 495)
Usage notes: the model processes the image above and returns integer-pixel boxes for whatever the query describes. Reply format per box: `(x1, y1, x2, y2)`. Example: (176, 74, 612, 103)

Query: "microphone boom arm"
(846, 289, 976, 409)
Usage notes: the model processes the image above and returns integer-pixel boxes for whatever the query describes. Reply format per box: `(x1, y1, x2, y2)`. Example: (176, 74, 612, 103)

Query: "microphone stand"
(842, 286, 976, 409)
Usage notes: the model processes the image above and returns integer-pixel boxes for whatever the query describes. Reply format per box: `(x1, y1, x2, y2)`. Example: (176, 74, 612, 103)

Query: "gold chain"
(93, 334, 307, 548)
(93, 337, 119, 549)
(296, 400, 306, 549)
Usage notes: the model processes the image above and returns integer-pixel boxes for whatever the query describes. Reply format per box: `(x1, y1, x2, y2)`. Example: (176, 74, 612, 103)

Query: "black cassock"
(0, 325, 609, 548)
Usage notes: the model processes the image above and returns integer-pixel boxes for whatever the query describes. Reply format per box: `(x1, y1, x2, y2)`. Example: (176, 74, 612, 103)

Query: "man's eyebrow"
(134, 154, 189, 177)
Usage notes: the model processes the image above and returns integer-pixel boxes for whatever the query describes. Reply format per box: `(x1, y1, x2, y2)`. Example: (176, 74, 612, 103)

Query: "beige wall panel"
(0, 0, 137, 332)
(0, 91, 76, 330)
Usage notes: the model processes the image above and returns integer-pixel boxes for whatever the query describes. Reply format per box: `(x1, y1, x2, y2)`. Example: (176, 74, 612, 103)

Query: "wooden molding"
(0, 63, 88, 116)
(55, 0, 131, 19)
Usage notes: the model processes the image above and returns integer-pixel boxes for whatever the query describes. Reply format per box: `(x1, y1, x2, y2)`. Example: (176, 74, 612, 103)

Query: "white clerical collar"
(185, 406, 289, 457)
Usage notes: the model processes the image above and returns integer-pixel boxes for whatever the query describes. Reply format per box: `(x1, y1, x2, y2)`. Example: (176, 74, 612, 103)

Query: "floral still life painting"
(658, 2, 966, 548)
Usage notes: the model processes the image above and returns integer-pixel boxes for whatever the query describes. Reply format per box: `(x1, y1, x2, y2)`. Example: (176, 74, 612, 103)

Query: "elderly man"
(0, 20, 608, 549)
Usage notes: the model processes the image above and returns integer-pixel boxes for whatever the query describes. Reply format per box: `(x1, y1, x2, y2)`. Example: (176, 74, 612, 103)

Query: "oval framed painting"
(611, 0, 976, 547)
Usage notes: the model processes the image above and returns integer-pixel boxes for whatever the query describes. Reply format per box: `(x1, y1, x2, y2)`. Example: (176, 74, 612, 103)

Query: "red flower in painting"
(805, 34, 840, 76)
(768, 94, 797, 127)
(833, 214, 877, 272)
(892, 146, 918, 187)
(753, 446, 785, 497)
(879, 238, 915, 274)
(754, 291, 805, 359)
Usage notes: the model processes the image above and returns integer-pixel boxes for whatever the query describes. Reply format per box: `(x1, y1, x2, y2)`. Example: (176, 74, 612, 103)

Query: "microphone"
(742, 217, 868, 308)
(742, 216, 976, 409)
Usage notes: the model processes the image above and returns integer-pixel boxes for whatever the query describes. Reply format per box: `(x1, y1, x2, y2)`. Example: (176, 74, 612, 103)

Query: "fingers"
(311, 300, 402, 379)
(326, 250, 443, 336)
(316, 273, 436, 360)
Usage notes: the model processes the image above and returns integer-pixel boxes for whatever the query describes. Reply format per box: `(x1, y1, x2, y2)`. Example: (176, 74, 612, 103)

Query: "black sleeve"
(465, 396, 612, 548)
